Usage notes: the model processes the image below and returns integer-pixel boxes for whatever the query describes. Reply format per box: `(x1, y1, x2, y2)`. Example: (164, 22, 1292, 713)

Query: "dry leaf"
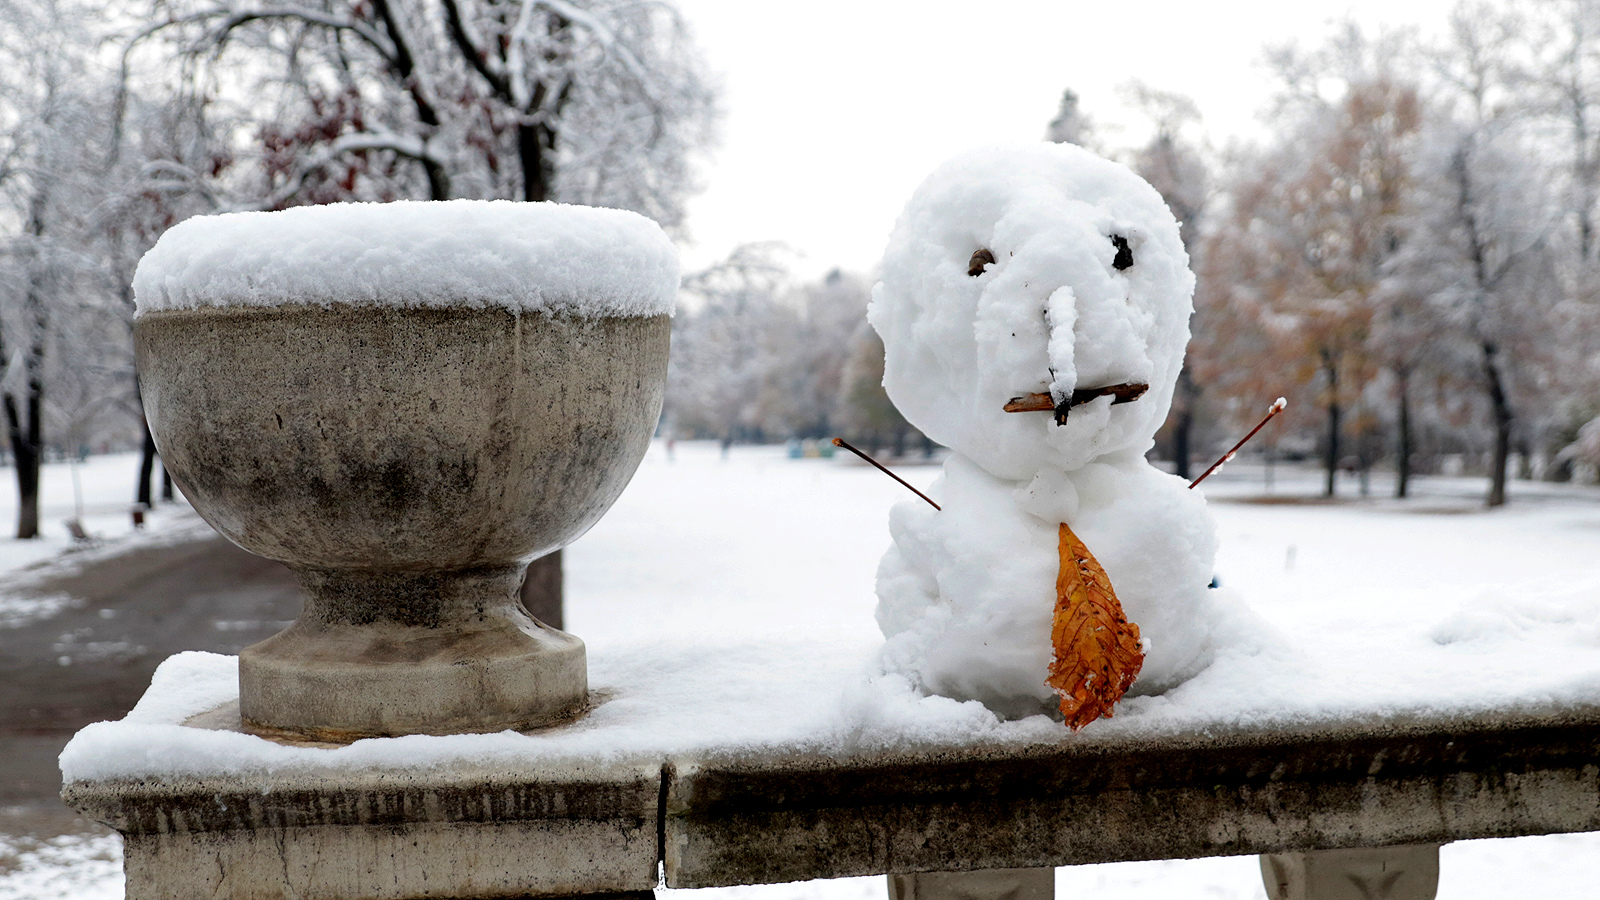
(1046, 522, 1144, 730)
(968, 248, 996, 276)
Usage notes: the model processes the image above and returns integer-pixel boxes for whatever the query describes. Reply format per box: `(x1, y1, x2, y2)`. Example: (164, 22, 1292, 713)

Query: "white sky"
(668, 0, 1460, 280)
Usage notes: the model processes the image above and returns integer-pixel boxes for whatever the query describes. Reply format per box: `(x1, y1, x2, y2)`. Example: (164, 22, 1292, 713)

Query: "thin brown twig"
(832, 438, 941, 511)
(1003, 382, 1149, 413)
(1188, 398, 1288, 490)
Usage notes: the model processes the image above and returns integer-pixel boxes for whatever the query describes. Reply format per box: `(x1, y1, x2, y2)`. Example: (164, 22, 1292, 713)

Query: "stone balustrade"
(63, 678, 1600, 900)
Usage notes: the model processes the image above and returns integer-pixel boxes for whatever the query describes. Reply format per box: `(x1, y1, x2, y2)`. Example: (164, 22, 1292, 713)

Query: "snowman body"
(869, 143, 1221, 718)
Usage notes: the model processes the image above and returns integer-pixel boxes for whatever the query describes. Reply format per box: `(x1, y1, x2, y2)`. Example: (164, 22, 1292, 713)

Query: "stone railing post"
(1260, 845, 1441, 900)
(889, 868, 1053, 900)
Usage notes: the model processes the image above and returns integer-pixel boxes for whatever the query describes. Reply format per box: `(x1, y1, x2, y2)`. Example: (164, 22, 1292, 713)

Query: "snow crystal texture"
(869, 143, 1223, 716)
(133, 200, 679, 318)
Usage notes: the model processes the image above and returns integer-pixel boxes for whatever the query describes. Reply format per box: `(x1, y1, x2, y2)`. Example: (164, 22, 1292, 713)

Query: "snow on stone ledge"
(57, 606, 1600, 786)
(132, 200, 679, 319)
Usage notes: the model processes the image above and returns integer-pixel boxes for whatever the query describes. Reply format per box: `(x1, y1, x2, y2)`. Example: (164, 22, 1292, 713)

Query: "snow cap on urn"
(868, 142, 1196, 481)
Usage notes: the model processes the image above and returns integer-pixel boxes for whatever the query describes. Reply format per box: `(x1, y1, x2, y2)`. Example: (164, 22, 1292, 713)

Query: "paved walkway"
(0, 529, 300, 836)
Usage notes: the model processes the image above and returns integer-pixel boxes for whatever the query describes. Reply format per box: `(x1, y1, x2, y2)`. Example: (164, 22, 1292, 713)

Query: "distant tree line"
(1052, 1, 1600, 507)
(676, 0, 1600, 508)
(664, 244, 920, 456)
(5, 0, 1597, 550)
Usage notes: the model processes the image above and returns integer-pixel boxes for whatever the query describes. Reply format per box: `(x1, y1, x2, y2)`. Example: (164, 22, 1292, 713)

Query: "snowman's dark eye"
(968, 248, 995, 277)
(1110, 234, 1133, 271)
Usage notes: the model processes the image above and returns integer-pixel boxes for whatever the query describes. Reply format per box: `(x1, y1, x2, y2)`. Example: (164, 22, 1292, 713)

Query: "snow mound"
(133, 200, 679, 319)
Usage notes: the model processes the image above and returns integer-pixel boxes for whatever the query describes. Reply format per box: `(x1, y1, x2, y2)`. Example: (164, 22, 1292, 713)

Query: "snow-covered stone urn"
(132, 200, 675, 740)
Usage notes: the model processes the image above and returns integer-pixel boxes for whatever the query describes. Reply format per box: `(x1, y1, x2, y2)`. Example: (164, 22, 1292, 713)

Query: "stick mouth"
(1003, 382, 1149, 425)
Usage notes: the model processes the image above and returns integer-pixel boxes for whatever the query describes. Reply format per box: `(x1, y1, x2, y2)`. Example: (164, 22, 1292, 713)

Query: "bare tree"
(1205, 26, 1424, 496)
(663, 256, 896, 451)
(1044, 88, 1098, 149)
(1119, 80, 1212, 477)
(97, 89, 236, 507)
(835, 319, 913, 455)
(0, 0, 117, 537)
(1526, 0, 1600, 261)
(665, 243, 792, 444)
(1397, 1, 1559, 506)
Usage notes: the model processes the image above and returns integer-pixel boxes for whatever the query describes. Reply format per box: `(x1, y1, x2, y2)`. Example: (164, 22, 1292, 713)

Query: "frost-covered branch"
(162, 5, 399, 63)
(439, 0, 510, 97)
(514, 0, 655, 103)
(255, 130, 442, 210)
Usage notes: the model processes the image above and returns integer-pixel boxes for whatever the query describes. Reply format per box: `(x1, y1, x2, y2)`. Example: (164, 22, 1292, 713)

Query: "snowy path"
(9, 442, 1600, 897)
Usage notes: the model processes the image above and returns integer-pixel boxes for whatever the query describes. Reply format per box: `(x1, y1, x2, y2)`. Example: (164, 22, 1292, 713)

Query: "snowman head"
(869, 143, 1195, 480)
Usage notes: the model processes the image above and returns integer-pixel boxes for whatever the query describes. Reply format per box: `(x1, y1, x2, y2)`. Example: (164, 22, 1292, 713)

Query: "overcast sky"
(667, 0, 1460, 280)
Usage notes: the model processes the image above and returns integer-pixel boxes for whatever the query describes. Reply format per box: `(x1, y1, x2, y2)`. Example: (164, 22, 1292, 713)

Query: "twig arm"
(832, 439, 940, 511)
(1188, 398, 1287, 489)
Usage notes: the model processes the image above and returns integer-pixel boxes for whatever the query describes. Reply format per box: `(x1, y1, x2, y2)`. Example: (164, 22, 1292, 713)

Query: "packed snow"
(12, 443, 1600, 897)
(870, 144, 1222, 715)
(132, 200, 679, 319)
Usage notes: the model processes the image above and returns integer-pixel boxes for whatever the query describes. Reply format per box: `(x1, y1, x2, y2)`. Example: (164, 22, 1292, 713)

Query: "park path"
(0, 526, 301, 838)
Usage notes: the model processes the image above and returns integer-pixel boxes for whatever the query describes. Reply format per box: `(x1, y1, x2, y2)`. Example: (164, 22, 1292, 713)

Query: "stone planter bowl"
(132, 201, 675, 740)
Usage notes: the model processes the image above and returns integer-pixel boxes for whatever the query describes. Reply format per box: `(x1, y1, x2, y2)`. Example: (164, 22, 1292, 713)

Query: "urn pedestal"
(138, 304, 668, 739)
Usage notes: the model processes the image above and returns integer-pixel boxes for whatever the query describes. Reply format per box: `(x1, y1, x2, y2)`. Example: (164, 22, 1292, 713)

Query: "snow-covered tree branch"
(124, 0, 717, 224)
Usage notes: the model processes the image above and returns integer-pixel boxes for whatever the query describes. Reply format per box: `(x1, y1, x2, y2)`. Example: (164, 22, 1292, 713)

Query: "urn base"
(239, 564, 588, 741)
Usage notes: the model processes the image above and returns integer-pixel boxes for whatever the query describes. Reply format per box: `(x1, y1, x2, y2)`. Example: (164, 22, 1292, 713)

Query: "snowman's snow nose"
(1004, 382, 1149, 425)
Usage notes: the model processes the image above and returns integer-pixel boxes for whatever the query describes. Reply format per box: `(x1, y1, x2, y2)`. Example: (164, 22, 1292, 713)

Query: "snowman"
(869, 142, 1222, 724)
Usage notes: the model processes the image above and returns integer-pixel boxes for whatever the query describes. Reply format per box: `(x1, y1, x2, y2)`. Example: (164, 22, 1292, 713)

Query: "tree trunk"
(3, 356, 42, 539)
(423, 162, 451, 202)
(4, 185, 48, 539)
(518, 122, 556, 203)
(1482, 340, 1513, 508)
(519, 550, 564, 629)
(14, 458, 38, 539)
(137, 420, 156, 508)
(1322, 350, 1340, 499)
(1172, 409, 1192, 480)
(7, 401, 39, 539)
(1395, 369, 1411, 499)
(4, 390, 41, 539)
(1171, 368, 1196, 480)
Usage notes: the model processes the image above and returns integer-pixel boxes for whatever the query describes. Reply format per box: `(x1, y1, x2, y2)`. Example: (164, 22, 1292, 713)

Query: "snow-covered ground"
(0, 452, 208, 635)
(0, 452, 194, 579)
(9, 442, 1600, 897)
(0, 831, 121, 900)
